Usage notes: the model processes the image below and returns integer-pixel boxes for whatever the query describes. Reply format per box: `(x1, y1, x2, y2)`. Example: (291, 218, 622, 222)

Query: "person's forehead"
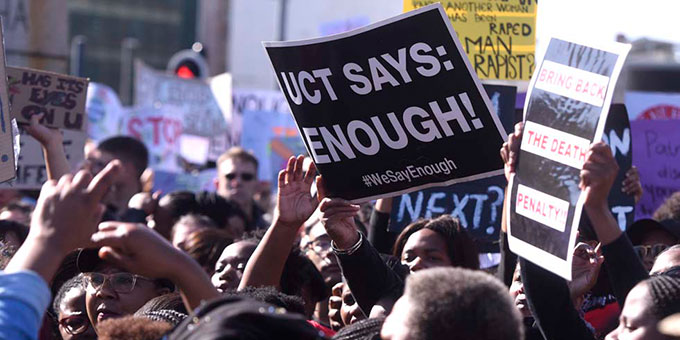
(88, 149, 114, 162)
(219, 158, 256, 174)
(651, 248, 680, 274)
(404, 229, 446, 250)
(222, 241, 257, 260)
(92, 263, 123, 274)
(623, 283, 653, 320)
(308, 222, 329, 240)
(60, 287, 86, 312)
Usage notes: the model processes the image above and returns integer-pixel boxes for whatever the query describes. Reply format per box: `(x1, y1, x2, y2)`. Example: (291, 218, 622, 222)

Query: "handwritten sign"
(122, 106, 183, 173)
(0, 21, 15, 183)
(135, 61, 231, 161)
(404, 0, 537, 81)
(86, 82, 123, 142)
(0, 127, 86, 189)
(235, 89, 299, 183)
(6, 66, 88, 131)
(603, 104, 635, 230)
(631, 119, 680, 219)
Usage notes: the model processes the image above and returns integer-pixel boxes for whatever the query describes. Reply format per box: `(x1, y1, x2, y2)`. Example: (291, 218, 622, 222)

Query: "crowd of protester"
(0, 113, 679, 340)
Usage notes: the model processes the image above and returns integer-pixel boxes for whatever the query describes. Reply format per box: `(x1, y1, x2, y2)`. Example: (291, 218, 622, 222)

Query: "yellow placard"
(404, 0, 537, 81)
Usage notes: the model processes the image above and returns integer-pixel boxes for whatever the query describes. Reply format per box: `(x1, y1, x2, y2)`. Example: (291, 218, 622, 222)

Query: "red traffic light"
(176, 64, 197, 78)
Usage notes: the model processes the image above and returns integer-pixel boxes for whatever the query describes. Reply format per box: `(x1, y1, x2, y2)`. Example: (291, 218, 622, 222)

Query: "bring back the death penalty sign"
(264, 4, 508, 202)
(508, 37, 630, 280)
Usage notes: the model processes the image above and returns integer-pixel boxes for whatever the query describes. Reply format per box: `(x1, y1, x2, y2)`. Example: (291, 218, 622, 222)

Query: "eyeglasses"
(59, 314, 90, 335)
(84, 272, 152, 294)
(305, 238, 332, 256)
(225, 172, 255, 181)
(634, 244, 669, 259)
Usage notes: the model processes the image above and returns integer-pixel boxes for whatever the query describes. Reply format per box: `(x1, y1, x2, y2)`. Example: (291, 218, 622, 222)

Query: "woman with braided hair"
(606, 274, 680, 340)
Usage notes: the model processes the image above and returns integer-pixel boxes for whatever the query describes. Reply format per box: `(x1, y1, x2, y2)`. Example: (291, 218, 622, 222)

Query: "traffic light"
(167, 42, 209, 79)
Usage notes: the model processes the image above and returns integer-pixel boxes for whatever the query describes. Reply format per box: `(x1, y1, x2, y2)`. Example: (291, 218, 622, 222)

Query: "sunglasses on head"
(634, 244, 669, 259)
(225, 173, 255, 181)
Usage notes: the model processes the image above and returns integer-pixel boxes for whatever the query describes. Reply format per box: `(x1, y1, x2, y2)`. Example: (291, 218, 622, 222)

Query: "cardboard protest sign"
(625, 91, 680, 120)
(264, 4, 508, 202)
(0, 22, 15, 183)
(7, 66, 88, 131)
(631, 119, 680, 220)
(86, 82, 123, 142)
(134, 61, 231, 162)
(389, 84, 516, 252)
(404, 0, 537, 81)
(508, 37, 630, 280)
(0, 128, 86, 189)
(153, 169, 217, 194)
(121, 106, 183, 173)
(603, 104, 635, 230)
(236, 89, 300, 183)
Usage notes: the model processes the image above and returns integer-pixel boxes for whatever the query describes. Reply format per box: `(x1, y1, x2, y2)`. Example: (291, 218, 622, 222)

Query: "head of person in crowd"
(626, 219, 680, 271)
(212, 238, 259, 292)
(302, 215, 343, 288)
(96, 316, 173, 340)
(392, 215, 479, 273)
(195, 191, 248, 238)
(168, 296, 324, 340)
(215, 147, 262, 226)
(281, 248, 329, 319)
(76, 248, 174, 332)
(87, 136, 148, 213)
(508, 262, 532, 319)
(381, 267, 523, 340)
(653, 192, 680, 221)
(179, 228, 232, 275)
(340, 280, 366, 327)
(171, 214, 218, 249)
(332, 317, 385, 340)
(150, 191, 198, 240)
(0, 219, 29, 249)
(651, 245, 680, 275)
(222, 286, 307, 316)
(133, 292, 188, 327)
(0, 200, 33, 225)
(606, 274, 680, 340)
(52, 274, 97, 340)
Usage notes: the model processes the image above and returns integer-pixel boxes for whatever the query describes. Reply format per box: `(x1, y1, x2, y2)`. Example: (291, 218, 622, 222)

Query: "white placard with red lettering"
(508, 36, 630, 280)
(122, 106, 183, 173)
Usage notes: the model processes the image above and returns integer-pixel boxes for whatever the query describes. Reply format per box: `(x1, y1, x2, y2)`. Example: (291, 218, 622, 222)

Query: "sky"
(536, 0, 680, 49)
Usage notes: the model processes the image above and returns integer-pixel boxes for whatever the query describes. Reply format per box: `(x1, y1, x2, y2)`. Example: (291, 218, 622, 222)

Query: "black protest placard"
(264, 4, 508, 202)
(389, 84, 516, 252)
(603, 104, 635, 231)
(507, 37, 630, 280)
(7, 66, 89, 131)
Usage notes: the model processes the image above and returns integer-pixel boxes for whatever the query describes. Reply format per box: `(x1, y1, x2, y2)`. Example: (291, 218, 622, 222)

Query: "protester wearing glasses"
(215, 147, 268, 230)
(626, 219, 680, 271)
(75, 248, 174, 332)
(53, 274, 96, 340)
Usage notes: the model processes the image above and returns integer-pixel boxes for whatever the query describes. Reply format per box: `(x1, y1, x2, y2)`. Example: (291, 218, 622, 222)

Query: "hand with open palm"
(274, 155, 318, 228)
